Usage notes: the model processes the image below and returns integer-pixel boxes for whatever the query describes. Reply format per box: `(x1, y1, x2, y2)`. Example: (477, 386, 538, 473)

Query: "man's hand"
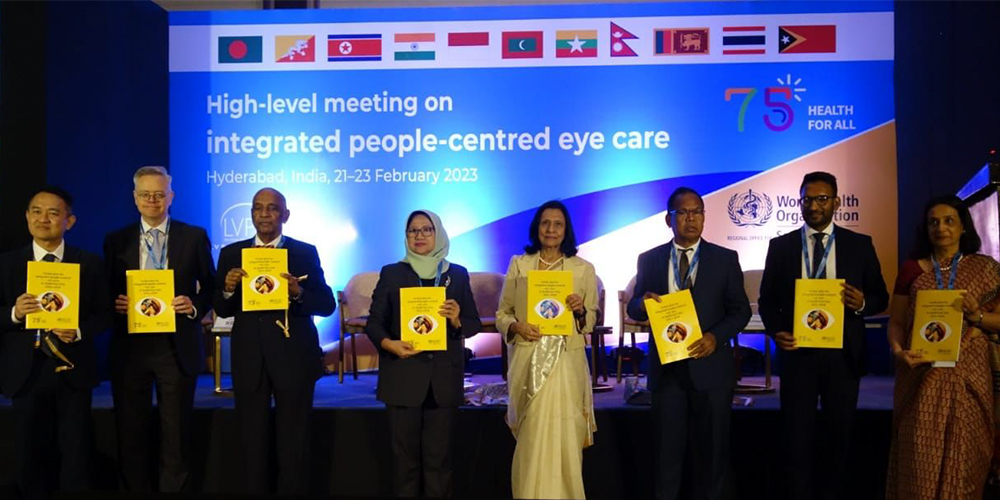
(280, 273, 302, 299)
(14, 293, 40, 320)
(51, 329, 78, 343)
(115, 295, 129, 315)
(639, 292, 662, 312)
(439, 299, 461, 329)
(172, 295, 195, 316)
(841, 283, 865, 312)
(687, 332, 717, 359)
(224, 268, 249, 294)
(775, 331, 798, 351)
(381, 338, 420, 358)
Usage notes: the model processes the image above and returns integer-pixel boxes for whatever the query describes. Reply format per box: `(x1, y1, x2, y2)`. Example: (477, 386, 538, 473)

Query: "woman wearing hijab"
(366, 209, 482, 498)
(497, 200, 598, 499)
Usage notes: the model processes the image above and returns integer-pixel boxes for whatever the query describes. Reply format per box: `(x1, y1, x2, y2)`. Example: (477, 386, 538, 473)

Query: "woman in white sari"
(497, 200, 598, 499)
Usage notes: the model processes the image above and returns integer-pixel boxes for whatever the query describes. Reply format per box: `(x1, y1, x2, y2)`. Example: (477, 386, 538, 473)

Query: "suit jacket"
(214, 236, 336, 391)
(627, 240, 751, 391)
(0, 244, 112, 396)
(758, 225, 889, 376)
(104, 219, 216, 377)
(366, 262, 481, 408)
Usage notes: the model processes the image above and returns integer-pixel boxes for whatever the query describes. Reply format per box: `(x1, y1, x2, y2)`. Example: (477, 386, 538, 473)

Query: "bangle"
(977, 310, 984, 328)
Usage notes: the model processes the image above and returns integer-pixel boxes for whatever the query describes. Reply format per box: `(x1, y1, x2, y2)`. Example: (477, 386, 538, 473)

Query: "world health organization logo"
(728, 189, 773, 227)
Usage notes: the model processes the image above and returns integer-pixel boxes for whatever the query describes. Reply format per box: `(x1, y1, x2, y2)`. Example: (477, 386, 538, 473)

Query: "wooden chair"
(590, 275, 611, 388)
(617, 275, 650, 383)
(336, 271, 379, 383)
(468, 272, 506, 378)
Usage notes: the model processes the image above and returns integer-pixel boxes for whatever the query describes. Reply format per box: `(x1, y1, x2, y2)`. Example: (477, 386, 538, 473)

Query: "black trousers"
(387, 388, 456, 498)
(111, 335, 196, 493)
(12, 353, 94, 500)
(651, 363, 733, 500)
(779, 349, 860, 500)
(234, 361, 316, 495)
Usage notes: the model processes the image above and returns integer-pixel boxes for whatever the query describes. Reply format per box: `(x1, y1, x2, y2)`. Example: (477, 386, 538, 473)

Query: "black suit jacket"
(627, 240, 751, 391)
(0, 244, 112, 396)
(104, 219, 216, 377)
(214, 236, 336, 391)
(366, 262, 481, 408)
(758, 225, 889, 375)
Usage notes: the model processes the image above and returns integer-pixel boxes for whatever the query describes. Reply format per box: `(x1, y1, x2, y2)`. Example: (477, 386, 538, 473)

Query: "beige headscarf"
(401, 209, 451, 280)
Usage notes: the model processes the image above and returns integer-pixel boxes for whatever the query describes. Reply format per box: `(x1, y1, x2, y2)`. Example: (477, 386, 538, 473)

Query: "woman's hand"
(439, 299, 461, 329)
(893, 348, 930, 368)
(512, 321, 542, 342)
(960, 291, 981, 322)
(566, 293, 584, 316)
(381, 338, 420, 358)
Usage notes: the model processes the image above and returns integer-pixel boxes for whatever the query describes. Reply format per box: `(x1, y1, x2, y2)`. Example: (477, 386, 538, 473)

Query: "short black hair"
(27, 185, 74, 214)
(909, 194, 981, 259)
(800, 171, 838, 197)
(524, 200, 578, 257)
(667, 187, 704, 212)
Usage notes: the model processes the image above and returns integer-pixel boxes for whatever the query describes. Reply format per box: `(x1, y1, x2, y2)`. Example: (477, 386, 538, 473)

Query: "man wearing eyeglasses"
(627, 187, 751, 500)
(213, 187, 335, 495)
(758, 171, 888, 500)
(103, 166, 216, 493)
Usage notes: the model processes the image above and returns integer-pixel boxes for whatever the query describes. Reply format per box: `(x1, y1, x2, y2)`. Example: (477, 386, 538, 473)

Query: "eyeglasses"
(136, 191, 168, 201)
(799, 195, 833, 207)
(406, 227, 435, 238)
(669, 209, 705, 219)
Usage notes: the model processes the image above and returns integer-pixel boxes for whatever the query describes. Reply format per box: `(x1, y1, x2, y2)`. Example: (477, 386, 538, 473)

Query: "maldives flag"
(778, 25, 836, 54)
(502, 31, 543, 59)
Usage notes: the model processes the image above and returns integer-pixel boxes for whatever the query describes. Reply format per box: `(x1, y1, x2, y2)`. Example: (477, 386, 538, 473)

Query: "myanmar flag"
(556, 30, 597, 58)
(218, 36, 263, 64)
(502, 31, 543, 59)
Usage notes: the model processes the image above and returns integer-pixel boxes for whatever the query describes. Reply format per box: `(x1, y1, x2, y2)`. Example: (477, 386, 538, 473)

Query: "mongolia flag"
(327, 34, 382, 62)
(778, 25, 836, 54)
(394, 33, 436, 61)
(275, 35, 315, 63)
(219, 36, 262, 63)
(502, 31, 543, 59)
(556, 30, 597, 58)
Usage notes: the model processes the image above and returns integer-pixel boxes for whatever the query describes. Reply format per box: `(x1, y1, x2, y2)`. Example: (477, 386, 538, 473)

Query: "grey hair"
(133, 166, 173, 191)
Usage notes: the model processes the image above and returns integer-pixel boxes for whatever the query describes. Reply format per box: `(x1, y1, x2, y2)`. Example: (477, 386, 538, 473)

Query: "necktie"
(145, 229, 164, 270)
(679, 249, 692, 290)
(41, 253, 57, 262)
(812, 233, 827, 279)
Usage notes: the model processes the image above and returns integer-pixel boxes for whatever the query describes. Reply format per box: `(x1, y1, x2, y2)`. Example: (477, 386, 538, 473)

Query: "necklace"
(539, 254, 564, 269)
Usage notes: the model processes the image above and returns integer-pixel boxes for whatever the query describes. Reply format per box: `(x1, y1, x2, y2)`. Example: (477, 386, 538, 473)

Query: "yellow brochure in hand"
(242, 248, 288, 311)
(400, 287, 447, 351)
(793, 279, 845, 348)
(645, 289, 703, 365)
(126, 269, 176, 333)
(527, 270, 574, 335)
(909, 289, 964, 363)
(26, 261, 80, 330)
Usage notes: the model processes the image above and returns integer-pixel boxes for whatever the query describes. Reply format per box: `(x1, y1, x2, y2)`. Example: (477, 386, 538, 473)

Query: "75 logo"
(725, 75, 805, 132)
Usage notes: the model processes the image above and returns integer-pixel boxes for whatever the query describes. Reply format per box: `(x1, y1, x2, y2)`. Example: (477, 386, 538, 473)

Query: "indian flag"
(394, 33, 436, 61)
(556, 30, 598, 58)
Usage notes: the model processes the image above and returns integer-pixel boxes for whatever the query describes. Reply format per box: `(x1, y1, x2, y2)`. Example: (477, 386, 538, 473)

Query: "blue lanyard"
(142, 221, 169, 270)
(801, 228, 835, 279)
(931, 252, 961, 290)
(670, 243, 700, 290)
(418, 261, 444, 288)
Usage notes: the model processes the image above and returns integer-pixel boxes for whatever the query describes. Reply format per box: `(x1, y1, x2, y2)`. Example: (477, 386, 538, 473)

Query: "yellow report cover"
(909, 289, 964, 363)
(26, 261, 80, 330)
(400, 287, 447, 351)
(242, 248, 288, 311)
(527, 270, 574, 335)
(793, 279, 845, 348)
(126, 269, 176, 334)
(645, 289, 703, 365)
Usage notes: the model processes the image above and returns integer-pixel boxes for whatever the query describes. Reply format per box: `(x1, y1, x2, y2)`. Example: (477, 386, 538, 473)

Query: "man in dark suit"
(0, 186, 111, 500)
(758, 171, 889, 500)
(214, 187, 335, 495)
(103, 166, 215, 493)
(627, 187, 751, 500)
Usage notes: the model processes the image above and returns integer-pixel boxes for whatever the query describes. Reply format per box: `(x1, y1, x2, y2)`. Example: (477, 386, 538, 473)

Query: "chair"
(734, 269, 773, 393)
(590, 276, 611, 388)
(336, 271, 379, 383)
(617, 275, 650, 383)
(468, 272, 506, 379)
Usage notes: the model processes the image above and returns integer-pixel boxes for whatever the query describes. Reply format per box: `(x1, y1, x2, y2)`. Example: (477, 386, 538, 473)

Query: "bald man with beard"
(214, 188, 336, 495)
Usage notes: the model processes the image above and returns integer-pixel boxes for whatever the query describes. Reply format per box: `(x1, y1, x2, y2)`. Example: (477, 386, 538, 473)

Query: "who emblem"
(728, 190, 773, 227)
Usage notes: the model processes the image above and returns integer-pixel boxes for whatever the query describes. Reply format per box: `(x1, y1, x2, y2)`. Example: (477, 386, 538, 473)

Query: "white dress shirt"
(801, 223, 836, 279)
(11, 240, 81, 339)
(667, 238, 702, 294)
(139, 217, 170, 270)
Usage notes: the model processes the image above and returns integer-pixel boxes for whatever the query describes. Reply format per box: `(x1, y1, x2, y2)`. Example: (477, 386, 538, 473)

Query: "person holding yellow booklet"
(885, 195, 1000, 500)
(0, 187, 111, 500)
(366, 210, 481, 498)
(496, 200, 598, 500)
(627, 187, 750, 500)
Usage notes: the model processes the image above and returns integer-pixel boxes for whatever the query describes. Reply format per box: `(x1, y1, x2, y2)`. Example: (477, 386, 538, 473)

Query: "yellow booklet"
(909, 289, 964, 363)
(242, 247, 289, 311)
(126, 269, 176, 333)
(793, 279, 845, 348)
(400, 287, 447, 351)
(645, 290, 703, 365)
(527, 270, 574, 335)
(26, 261, 80, 330)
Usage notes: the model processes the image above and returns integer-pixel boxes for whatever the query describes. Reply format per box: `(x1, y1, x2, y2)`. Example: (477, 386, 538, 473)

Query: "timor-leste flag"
(778, 25, 836, 54)
(556, 30, 597, 58)
(219, 36, 263, 63)
(502, 31, 543, 59)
